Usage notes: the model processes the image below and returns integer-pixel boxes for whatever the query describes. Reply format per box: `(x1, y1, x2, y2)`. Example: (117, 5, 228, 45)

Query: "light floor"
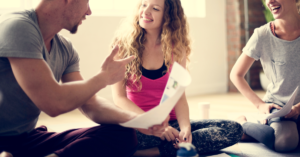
(37, 90, 265, 132)
(37, 91, 265, 156)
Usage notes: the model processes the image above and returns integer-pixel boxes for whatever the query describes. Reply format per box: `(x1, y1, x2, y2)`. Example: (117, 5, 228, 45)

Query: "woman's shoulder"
(254, 22, 272, 39)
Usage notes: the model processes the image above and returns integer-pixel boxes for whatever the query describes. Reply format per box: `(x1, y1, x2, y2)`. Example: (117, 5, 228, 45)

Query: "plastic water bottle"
(177, 143, 199, 157)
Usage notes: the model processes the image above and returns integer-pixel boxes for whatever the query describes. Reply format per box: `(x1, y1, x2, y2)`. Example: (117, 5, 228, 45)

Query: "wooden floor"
(37, 90, 265, 132)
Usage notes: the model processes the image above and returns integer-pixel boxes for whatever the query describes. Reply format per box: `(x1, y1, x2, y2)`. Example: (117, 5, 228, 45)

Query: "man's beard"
(70, 23, 79, 34)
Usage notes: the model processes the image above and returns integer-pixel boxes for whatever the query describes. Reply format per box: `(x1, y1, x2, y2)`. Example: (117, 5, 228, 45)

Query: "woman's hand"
(257, 103, 281, 124)
(160, 126, 180, 142)
(172, 126, 192, 149)
(285, 104, 300, 120)
(179, 126, 192, 143)
(137, 115, 169, 137)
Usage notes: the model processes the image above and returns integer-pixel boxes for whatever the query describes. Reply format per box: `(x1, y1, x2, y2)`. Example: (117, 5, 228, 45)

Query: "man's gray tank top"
(0, 10, 80, 136)
(243, 22, 300, 107)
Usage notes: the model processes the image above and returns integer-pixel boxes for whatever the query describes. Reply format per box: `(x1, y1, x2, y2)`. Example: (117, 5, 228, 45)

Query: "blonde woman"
(112, 0, 243, 156)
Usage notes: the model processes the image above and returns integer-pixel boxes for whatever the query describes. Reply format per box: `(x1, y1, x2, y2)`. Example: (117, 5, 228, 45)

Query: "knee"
(271, 121, 299, 152)
(97, 124, 138, 146)
(230, 121, 244, 142)
(93, 125, 138, 156)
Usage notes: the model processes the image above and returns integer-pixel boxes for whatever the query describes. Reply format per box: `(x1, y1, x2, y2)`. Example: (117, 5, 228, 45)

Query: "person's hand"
(171, 126, 192, 149)
(285, 105, 300, 120)
(179, 127, 192, 143)
(160, 126, 180, 142)
(100, 45, 135, 85)
(137, 115, 169, 137)
(257, 103, 281, 124)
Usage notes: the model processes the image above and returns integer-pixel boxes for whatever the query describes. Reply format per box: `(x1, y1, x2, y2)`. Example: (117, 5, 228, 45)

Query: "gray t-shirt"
(0, 10, 80, 136)
(243, 22, 300, 107)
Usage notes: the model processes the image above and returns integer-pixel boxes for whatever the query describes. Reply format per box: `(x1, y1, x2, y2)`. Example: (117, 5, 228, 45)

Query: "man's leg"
(3, 124, 137, 157)
(54, 124, 137, 157)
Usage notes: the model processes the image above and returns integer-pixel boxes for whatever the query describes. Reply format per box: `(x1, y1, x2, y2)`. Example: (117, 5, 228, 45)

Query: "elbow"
(44, 109, 61, 117)
(40, 102, 67, 117)
(229, 71, 236, 83)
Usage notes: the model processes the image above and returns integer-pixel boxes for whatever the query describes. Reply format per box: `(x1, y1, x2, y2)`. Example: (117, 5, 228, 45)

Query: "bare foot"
(236, 115, 247, 125)
(236, 116, 257, 142)
(0, 151, 13, 157)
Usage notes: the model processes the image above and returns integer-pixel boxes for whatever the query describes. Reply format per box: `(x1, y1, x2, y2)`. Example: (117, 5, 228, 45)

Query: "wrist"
(180, 125, 191, 131)
(120, 111, 137, 123)
(96, 72, 109, 87)
(255, 102, 266, 109)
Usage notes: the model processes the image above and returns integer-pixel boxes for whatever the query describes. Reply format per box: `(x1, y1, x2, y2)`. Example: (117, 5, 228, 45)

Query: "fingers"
(173, 141, 180, 149)
(285, 111, 295, 119)
(118, 55, 135, 65)
(266, 106, 271, 114)
(152, 124, 165, 132)
(188, 134, 192, 143)
(165, 128, 177, 142)
(179, 131, 192, 143)
(148, 125, 164, 137)
(171, 128, 180, 138)
(260, 119, 267, 125)
(108, 45, 119, 59)
(272, 104, 282, 110)
(183, 134, 191, 143)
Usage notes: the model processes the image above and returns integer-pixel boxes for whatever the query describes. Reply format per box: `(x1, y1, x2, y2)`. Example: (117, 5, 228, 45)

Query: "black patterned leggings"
(136, 119, 243, 157)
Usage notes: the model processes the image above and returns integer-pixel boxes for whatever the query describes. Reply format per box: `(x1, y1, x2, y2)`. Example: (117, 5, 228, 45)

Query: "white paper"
(120, 62, 191, 129)
(255, 86, 299, 120)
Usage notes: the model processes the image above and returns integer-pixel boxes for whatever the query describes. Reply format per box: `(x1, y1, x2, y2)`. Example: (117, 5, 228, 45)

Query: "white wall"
(59, 0, 227, 100)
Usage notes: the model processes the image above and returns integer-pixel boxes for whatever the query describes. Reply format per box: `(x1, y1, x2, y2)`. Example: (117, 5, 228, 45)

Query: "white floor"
(37, 91, 265, 132)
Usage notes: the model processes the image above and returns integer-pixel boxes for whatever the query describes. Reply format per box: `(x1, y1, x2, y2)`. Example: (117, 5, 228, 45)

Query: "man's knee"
(92, 124, 137, 145)
(95, 125, 138, 156)
(271, 121, 299, 152)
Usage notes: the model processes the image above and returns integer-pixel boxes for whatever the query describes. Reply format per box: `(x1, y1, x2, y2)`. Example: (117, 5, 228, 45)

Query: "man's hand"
(257, 103, 281, 124)
(285, 104, 300, 120)
(100, 45, 135, 85)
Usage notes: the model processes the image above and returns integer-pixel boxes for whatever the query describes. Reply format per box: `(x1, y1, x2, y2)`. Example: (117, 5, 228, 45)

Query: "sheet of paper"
(120, 62, 191, 129)
(255, 86, 298, 120)
(205, 153, 231, 157)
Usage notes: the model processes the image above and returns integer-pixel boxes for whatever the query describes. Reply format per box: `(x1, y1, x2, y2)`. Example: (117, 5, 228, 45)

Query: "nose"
(86, 4, 92, 16)
(144, 5, 151, 16)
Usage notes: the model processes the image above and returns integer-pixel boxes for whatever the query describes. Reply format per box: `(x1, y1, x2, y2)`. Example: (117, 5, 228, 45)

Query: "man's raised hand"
(100, 45, 135, 85)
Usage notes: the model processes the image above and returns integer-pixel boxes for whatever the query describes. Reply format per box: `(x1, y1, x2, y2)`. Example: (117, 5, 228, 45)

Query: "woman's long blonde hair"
(111, 0, 191, 91)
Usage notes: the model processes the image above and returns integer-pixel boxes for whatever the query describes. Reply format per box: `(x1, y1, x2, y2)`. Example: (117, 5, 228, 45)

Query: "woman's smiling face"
(266, 0, 298, 19)
(139, 0, 165, 31)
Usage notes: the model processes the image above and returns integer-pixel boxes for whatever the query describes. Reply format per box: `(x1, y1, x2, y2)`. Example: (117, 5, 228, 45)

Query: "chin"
(70, 24, 79, 34)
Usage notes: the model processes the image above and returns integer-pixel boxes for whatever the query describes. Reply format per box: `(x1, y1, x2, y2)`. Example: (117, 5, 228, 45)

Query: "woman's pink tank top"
(126, 66, 177, 121)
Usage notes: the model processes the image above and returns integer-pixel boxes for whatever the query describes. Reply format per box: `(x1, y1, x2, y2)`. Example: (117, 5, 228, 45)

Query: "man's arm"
(61, 72, 137, 124)
(8, 46, 134, 117)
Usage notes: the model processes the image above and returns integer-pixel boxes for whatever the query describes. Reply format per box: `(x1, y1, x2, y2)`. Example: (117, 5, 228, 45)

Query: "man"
(0, 0, 167, 157)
